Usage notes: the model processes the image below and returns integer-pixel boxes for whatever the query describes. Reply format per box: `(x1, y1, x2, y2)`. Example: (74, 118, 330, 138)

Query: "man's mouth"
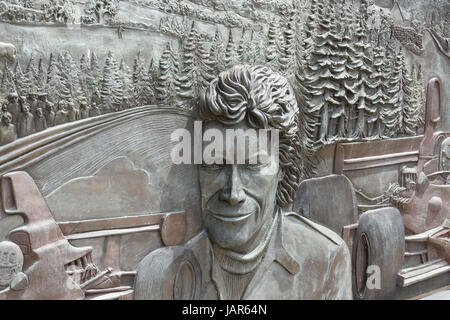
(208, 209, 254, 223)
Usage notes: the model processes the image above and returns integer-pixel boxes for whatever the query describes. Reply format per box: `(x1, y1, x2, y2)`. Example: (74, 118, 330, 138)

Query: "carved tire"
(134, 246, 202, 300)
(352, 207, 405, 300)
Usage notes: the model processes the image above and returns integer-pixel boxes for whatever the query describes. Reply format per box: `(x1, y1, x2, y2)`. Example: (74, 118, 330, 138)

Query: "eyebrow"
(203, 151, 270, 164)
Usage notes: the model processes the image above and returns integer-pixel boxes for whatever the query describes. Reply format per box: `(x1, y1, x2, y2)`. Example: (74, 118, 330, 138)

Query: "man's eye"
(201, 164, 225, 171)
(243, 162, 268, 170)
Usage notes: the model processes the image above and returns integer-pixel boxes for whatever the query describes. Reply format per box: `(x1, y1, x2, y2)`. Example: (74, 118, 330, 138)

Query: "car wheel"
(353, 207, 405, 300)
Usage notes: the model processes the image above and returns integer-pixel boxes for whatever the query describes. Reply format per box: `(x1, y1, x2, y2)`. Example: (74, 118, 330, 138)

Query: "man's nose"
(219, 165, 246, 205)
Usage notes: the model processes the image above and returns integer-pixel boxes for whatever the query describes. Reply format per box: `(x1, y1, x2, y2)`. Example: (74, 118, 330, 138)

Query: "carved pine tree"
(14, 62, 27, 97)
(302, 6, 343, 143)
(333, 25, 358, 139)
(25, 56, 39, 94)
(63, 52, 86, 104)
(302, 0, 320, 59)
(89, 52, 101, 90)
(236, 28, 246, 64)
(148, 58, 158, 85)
(177, 22, 214, 109)
(412, 65, 426, 131)
(224, 29, 237, 69)
(347, 18, 373, 139)
(156, 42, 179, 106)
(265, 19, 281, 68)
(57, 56, 73, 105)
(111, 55, 125, 110)
(295, 8, 320, 143)
(400, 56, 416, 136)
(292, 0, 324, 178)
(278, 12, 296, 76)
(296, 0, 320, 85)
(366, 43, 390, 138)
(379, 45, 394, 138)
(132, 50, 150, 107)
(100, 51, 119, 112)
(209, 29, 225, 73)
(384, 49, 403, 137)
(1, 64, 16, 95)
(247, 30, 265, 65)
(334, 3, 361, 139)
(142, 62, 155, 106)
(46, 53, 63, 103)
(293, 60, 317, 179)
(119, 58, 134, 109)
(79, 54, 90, 102)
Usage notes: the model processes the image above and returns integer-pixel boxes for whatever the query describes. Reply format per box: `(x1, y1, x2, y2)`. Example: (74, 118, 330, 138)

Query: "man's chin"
(204, 222, 254, 250)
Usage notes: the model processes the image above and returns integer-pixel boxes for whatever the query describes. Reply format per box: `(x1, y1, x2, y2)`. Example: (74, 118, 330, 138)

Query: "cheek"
(240, 173, 278, 195)
(198, 171, 224, 201)
(241, 162, 280, 196)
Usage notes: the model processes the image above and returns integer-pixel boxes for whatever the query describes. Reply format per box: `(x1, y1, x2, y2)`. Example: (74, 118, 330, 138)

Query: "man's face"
(440, 139, 450, 170)
(3, 115, 11, 125)
(0, 242, 22, 287)
(198, 121, 281, 250)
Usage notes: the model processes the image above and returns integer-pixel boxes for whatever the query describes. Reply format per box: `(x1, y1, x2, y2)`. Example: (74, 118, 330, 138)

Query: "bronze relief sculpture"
(198, 65, 352, 299)
(0, 0, 449, 300)
(135, 65, 352, 299)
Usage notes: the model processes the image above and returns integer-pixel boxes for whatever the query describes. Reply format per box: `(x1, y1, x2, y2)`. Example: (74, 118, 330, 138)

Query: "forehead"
(201, 120, 278, 162)
(204, 120, 252, 132)
(202, 121, 272, 148)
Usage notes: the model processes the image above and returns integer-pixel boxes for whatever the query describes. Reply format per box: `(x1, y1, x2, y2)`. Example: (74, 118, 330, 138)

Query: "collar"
(268, 209, 301, 275)
(240, 210, 300, 299)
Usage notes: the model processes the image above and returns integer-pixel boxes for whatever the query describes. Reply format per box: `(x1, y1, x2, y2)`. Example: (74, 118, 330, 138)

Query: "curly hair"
(198, 65, 303, 207)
